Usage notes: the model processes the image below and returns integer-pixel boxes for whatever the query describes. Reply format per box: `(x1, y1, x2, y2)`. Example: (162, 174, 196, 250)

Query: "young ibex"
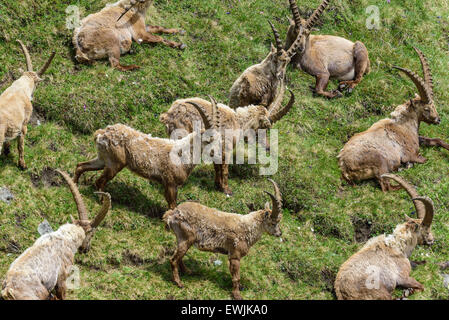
(73, 119, 217, 209)
(338, 48, 440, 191)
(0, 40, 55, 169)
(73, 0, 186, 71)
(228, 20, 303, 110)
(334, 174, 434, 300)
(1, 170, 111, 300)
(160, 91, 295, 195)
(285, 0, 370, 98)
(163, 179, 283, 300)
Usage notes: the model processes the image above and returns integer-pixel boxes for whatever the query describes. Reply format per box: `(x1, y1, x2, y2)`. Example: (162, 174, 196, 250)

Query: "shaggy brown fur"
(159, 92, 295, 195)
(1, 170, 110, 300)
(73, 123, 212, 209)
(334, 174, 434, 300)
(163, 179, 283, 300)
(73, 0, 185, 71)
(0, 40, 55, 169)
(285, 0, 370, 98)
(338, 48, 439, 191)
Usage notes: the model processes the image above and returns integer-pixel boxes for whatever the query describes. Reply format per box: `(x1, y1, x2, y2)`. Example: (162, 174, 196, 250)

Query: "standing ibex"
(1, 170, 111, 300)
(285, 0, 370, 98)
(73, 0, 186, 71)
(338, 48, 440, 191)
(160, 91, 295, 195)
(335, 174, 434, 300)
(73, 115, 218, 209)
(0, 40, 55, 169)
(163, 179, 283, 300)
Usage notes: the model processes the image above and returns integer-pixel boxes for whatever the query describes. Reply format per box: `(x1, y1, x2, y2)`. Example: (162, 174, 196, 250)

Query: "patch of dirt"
(29, 167, 63, 188)
(157, 246, 175, 264)
(0, 240, 21, 254)
(351, 216, 373, 243)
(29, 108, 46, 127)
(320, 267, 336, 294)
(122, 249, 146, 266)
(14, 212, 27, 227)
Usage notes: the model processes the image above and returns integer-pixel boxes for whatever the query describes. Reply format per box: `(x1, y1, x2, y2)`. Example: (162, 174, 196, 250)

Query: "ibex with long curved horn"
(1, 170, 111, 300)
(335, 174, 434, 300)
(160, 91, 295, 195)
(163, 179, 283, 300)
(73, 0, 186, 71)
(0, 40, 55, 169)
(338, 48, 439, 191)
(285, 0, 370, 98)
(229, 20, 303, 110)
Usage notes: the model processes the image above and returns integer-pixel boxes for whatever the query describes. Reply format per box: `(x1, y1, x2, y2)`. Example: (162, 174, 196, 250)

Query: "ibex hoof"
(232, 292, 243, 300)
(179, 43, 187, 50)
(18, 163, 27, 171)
(179, 29, 186, 36)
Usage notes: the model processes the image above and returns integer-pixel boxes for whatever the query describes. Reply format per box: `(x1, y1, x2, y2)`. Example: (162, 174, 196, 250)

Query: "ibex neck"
(241, 211, 266, 247)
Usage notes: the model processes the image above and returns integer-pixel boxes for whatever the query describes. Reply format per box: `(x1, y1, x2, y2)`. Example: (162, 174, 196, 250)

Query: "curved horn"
(412, 197, 434, 228)
(117, 1, 138, 22)
(393, 66, 432, 104)
(413, 47, 433, 98)
(264, 179, 282, 220)
(268, 21, 283, 52)
(37, 52, 56, 76)
(269, 90, 295, 123)
(17, 40, 33, 72)
(288, 0, 302, 28)
(56, 169, 89, 221)
(381, 174, 425, 220)
(208, 95, 220, 129)
(305, 0, 330, 29)
(286, 25, 305, 58)
(187, 101, 214, 130)
(90, 192, 111, 228)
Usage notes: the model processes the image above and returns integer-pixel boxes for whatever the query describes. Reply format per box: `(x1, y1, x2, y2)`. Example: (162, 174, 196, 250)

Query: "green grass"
(0, 0, 448, 299)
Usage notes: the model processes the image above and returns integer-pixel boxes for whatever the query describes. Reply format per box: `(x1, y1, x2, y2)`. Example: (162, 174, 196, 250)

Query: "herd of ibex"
(1, 0, 447, 300)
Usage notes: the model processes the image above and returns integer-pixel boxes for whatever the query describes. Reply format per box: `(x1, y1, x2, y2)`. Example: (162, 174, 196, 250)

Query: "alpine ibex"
(73, 119, 217, 209)
(163, 179, 283, 300)
(338, 48, 439, 191)
(229, 20, 303, 110)
(335, 174, 434, 300)
(160, 91, 295, 195)
(285, 0, 370, 98)
(0, 40, 55, 169)
(1, 170, 111, 300)
(73, 0, 186, 71)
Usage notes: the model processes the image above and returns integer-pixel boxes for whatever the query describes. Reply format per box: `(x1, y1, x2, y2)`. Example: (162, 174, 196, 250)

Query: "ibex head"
(261, 179, 283, 237)
(393, 48, 439, 125)
(56, 170, 111, 253)
(286, 0, 329, 54)
(117, 0, 151, 22)
(382, 174, 435, 247)
(16, 40, 55, 85)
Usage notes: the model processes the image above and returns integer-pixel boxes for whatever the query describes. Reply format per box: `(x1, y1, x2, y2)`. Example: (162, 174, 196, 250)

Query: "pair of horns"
(393, 47, 434, 104)
(268, 20, 305, 58)
(117, 0, 146, 22)
(381, 174, 434, 227)
(187, 96, 220, 130)
(289, 0, 330, 30)
(56, 170, 111, 229)
(17, 40, 55, 76)
(264, 179, 282, 220)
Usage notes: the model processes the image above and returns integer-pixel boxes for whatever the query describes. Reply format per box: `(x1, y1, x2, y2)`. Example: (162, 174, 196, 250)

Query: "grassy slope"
(0, 0, 448, 299)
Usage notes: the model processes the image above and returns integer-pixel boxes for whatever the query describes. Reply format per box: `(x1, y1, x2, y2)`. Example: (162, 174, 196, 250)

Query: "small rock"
(0, 187, 14, 204)
(38, 220, 54, 235)
(442, 274, 449, 288)
(214, 259, 222, 266)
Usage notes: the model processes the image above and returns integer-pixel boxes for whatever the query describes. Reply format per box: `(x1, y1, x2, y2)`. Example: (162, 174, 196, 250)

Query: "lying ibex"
(163, 179, 283, 300)
(0, 40, 55, 169)
(335, 174, 434, 300)
(285, 0, 370, 98)
(338, 48, 439, 191)
(160, 91, 295, 195)
(229, 20, 302, 110)
(73, 120, 216, 209)
(73, 0, 186, 71)
(1, 170, 110, 300)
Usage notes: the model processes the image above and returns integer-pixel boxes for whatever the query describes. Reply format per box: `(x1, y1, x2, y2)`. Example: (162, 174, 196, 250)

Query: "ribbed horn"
(286, 25, 305, 58)
(412, 197, 434, 227)
(208, 95, 220, 129)
(393, 66, 432, 104)
(90, 192, 111, 228)
(17, 40, 33, 72)
(37, 52, 56, 76)
(268, 21, 283, 52)
(56, 169, 89, 221)
(264, 179, 282, 220)
(187, 101, 214, 130)
(269, 90, 295, 123)
(305, 0, 330, 29)
(381, 174, 425, 220)
(413, 47, 434, 99)
(288, 0, 302, 28)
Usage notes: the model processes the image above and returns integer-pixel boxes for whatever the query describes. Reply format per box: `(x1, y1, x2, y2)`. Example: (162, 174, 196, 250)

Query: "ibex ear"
(270, 43, 276, 53)
(265, 202, 271, 211)
(404, 214, 413, 222)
